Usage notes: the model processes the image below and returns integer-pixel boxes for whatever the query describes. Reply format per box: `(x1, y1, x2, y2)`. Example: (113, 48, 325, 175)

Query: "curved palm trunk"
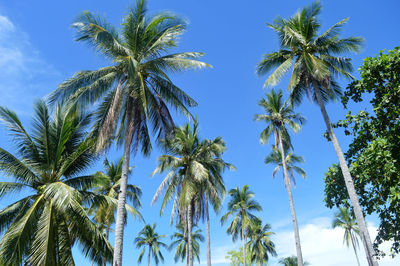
(188, 202, 194, 266)
(205, 194, 212, 266)
(113, 105, 134, 266)
(351, 235, 361, 266)
(278, 130, 304, 266)
(184, 210, 189, 266)
(242, 226, 246, 266)
(314, 86, 378, 266)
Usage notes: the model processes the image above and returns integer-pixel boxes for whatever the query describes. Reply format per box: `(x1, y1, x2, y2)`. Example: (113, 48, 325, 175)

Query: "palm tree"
(135, 223, 167, 266)
(256, 2, 376, 264)
(90, 157, 142, 240)
(265, 149, 306, 188)
(220, 185, 262, 266)
(0, 101, 112, 265)
(169, 223, 204, 264)
(278, 256, 310, 266)
(333, 207, 361, 266)
(152, 122, 228, 266)
(255, 89, 305, 266)
(246, 220, 277, 266)
(49, 1, 209, 264)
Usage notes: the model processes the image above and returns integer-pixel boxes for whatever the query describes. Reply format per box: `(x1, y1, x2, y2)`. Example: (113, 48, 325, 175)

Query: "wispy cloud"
(0, 14, 60, 114)
(271, 217, 400, 266)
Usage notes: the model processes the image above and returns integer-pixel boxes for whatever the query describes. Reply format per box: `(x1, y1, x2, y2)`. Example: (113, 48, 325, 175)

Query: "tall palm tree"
(220, 185, 262, 266)
(278, 256, 310, 266)
(90, 157, 142, 240)
(333, 207, 361, 266)
(256, 2, 377, 264)
(49, 1, 209, 264)
(152, 122, 228, 266)
(0, 101, 112, 265)
(135, 223, 167, 266)
(246, 220, 277, 266)
(169, 223, 204, 264)
(265, 149, 306, 188)
(255, 89, 305, 266)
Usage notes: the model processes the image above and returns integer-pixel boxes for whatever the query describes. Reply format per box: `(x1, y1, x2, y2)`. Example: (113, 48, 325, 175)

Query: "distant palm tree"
(90, 157, 142, 239)
(255, 89, 305, 266)
(135, 224, 167, 266)
(152, 122, 230, 266)
(333, 207, 361, 266)
(169, 223, 204, 263)
(246, 220, 277, 265)
(278, 256, 310, 266)
(265, 149, 306, 188)
(0, 101, 112, 265)
(220, 185, 262, 266)
(49, 0, 209, 264)
(256, 2, 376, 264)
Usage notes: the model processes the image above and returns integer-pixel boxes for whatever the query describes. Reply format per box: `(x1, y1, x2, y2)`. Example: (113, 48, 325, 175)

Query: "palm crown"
(246, 220, 277, 265)
(49, 0, 210, 153)
(169, 223, 204, 263)
(135, 223, 167, 265)
(257, 1, 363, 104)
(0, 101, 112, 265)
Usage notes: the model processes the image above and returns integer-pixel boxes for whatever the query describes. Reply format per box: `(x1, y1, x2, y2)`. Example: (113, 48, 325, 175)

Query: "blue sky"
(0, 0, 399, 265)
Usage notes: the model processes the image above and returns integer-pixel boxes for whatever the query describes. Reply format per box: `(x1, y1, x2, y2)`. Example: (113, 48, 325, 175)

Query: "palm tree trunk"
(113, 103, 134, 266)
(205, 194, 212, 266)
(351, 235, 361, 266)
(242, 226, 246, 266)
(188, 202, 194, 266)
(184, 210, 189, 266)
(277, 130, 304, 266)
(314, 85, 378, 266)
(148, 245, 151, 266)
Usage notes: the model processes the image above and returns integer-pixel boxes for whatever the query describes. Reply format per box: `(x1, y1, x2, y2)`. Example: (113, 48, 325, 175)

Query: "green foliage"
(246, 220, 277, 265)
(220, 185, 262, 242)
(324, 47, 400, 255)
(278, 256, 310, 266)
(168, 223, 204, 263)
(89, 157, 142, 234)
(0, 101, 112, 265)
(225, 247, 252, 266)
(134, 223, 167, 265)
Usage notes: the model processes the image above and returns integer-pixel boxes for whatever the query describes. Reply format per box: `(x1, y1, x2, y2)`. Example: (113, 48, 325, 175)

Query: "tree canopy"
(324, 47, 400, 256)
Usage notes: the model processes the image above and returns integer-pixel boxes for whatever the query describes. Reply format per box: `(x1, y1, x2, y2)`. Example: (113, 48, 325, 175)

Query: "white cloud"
(0, 14, 59, 114)
(271, 217, 400, 266)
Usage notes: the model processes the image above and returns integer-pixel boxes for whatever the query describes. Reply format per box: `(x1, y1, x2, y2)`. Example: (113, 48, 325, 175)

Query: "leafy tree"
(90, 157, 142, 239)
(324, 47, 400, 256)
(134, 223, 167, 266)
(220, 185, 262, 266)
(278, 256, 310, 266)
(246, 220, 277, 265)
(225, 247, 252, 266)
(333, 207, 361, 266)
(169, 223, 204, 264)
(0, 101, 112, 265)
(256, 2, 377, 265)
(255, 89, 305, 265)
(49, 0, 209, 264)
(152, 122, 226, 266)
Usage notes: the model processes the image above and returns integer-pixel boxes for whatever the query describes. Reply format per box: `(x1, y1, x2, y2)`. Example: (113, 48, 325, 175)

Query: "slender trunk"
(113, 103, 134, 266)
(148, 245, 151, 266)
(188, 202, 194, 266)
(314, 85, 378, 266)
(184, 210, 189, 266)
(242, 226, 246, 266)
(351, 235, 361, 266)
(277, 130, 304, 266)
(205, 194, 212, 266)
